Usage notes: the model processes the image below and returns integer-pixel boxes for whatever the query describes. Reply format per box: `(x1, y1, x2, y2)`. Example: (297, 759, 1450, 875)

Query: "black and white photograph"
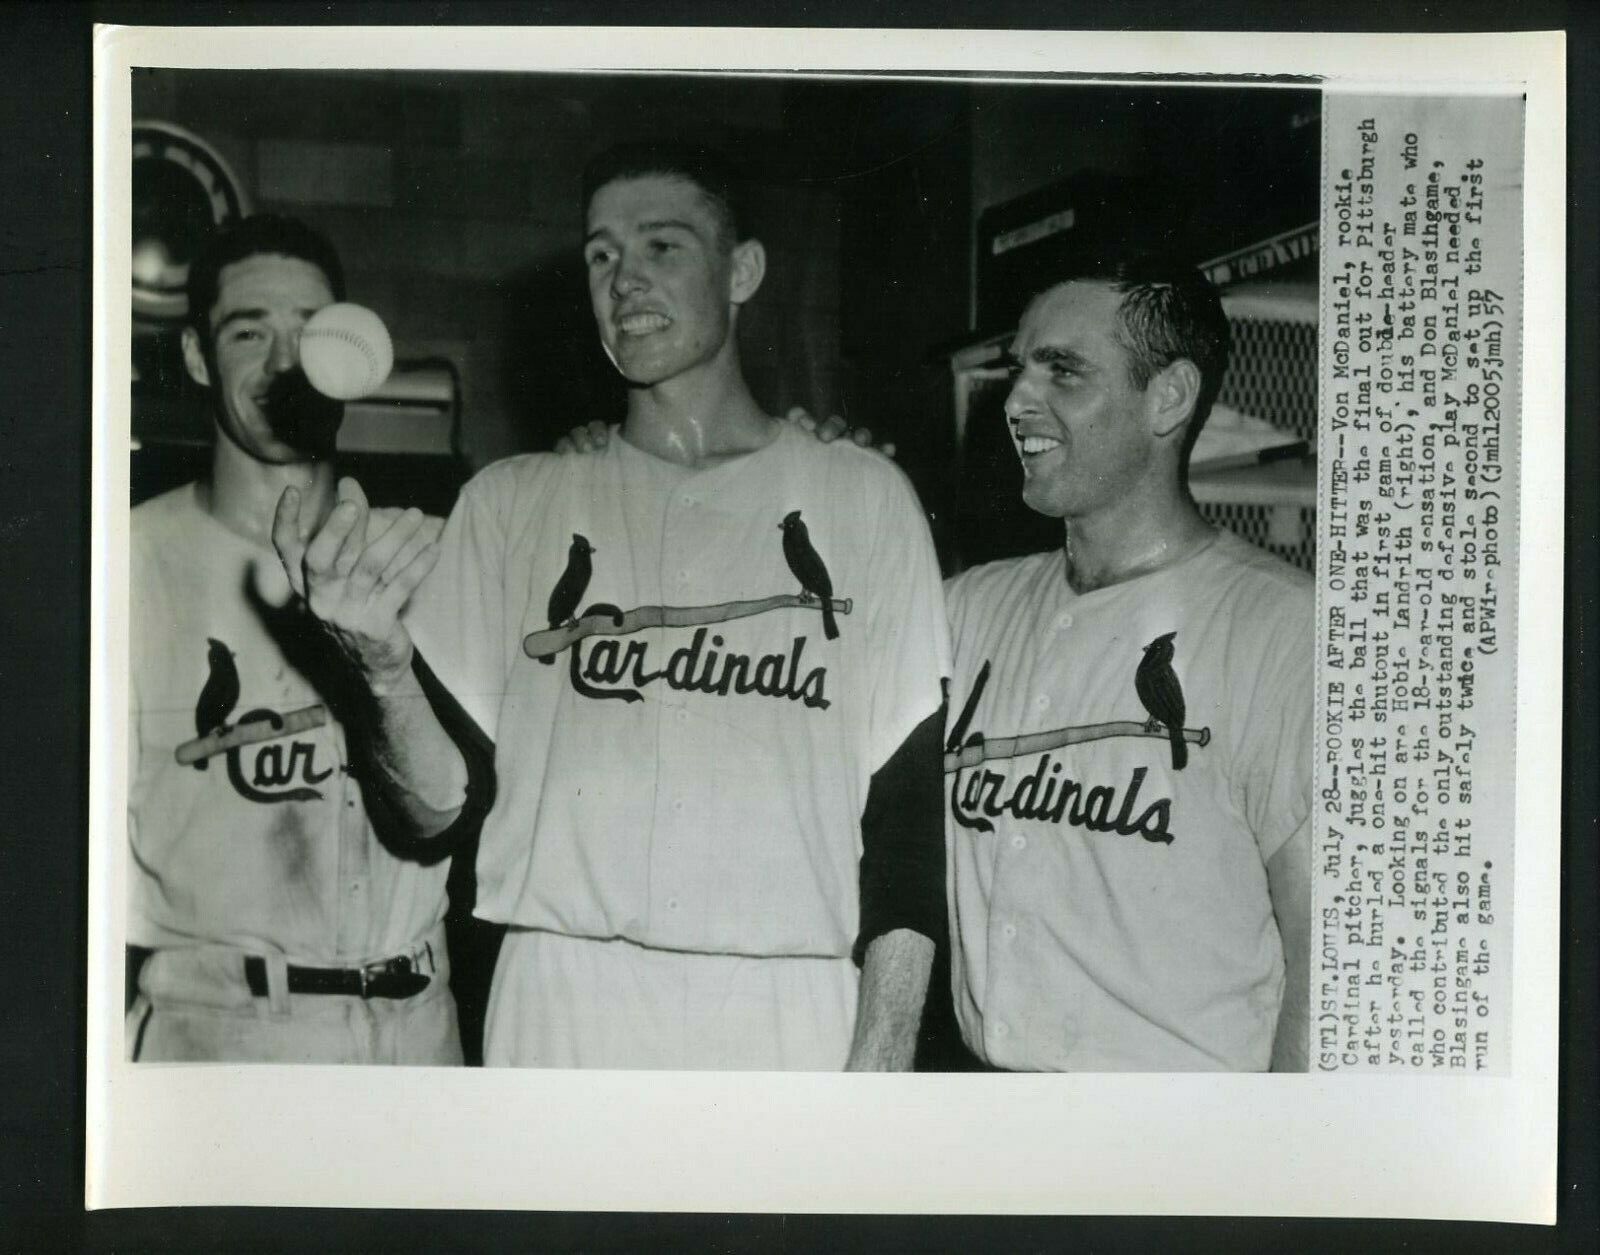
(85, 25, 1564, 1220)
(121, 66, 1318, 1075)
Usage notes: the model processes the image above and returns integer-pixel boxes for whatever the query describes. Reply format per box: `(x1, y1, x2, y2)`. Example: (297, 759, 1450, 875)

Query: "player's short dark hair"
(185, 213, 346, 338)
(581, 140, 749, 249)
(1055, 252, 1231, 449)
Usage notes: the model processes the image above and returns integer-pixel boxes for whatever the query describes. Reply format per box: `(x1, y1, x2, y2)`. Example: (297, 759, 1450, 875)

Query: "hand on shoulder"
(782, 406, 895, 459)
(551, 410, 896, 459)
(552, 420, 614, 456)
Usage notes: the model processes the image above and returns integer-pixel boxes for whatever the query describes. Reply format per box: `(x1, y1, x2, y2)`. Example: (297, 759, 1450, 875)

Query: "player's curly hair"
(185, 213, 346, 339)
(581, 140, 750, 250)
(1055, 252, 1232, 457)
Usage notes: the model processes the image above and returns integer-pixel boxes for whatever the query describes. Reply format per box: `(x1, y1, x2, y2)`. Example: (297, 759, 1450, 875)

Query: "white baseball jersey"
(128, 484, 455, 1058)
(408, 423, 950, 960)
(945, 530, 1312, 1071)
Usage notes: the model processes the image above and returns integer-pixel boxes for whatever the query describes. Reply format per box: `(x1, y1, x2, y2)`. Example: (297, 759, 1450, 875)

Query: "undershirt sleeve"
(853, 704, 948, 966)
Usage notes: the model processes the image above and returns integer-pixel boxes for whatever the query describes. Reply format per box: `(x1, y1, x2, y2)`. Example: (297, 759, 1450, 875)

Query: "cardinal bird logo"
(1135, 632, 1188, 771)
(542, 533, 595, 665)
(779, 510, 838, 640)
(192, 637, 240, 771)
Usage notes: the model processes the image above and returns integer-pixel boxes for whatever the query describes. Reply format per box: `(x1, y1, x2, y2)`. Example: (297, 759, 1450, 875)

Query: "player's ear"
(728, 238, 766, 306)
(1146, 357, 1201, 441)
(181, 325, 212, 390)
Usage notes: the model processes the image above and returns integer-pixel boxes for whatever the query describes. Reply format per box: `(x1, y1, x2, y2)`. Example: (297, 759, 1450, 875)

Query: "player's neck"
(621, 349, 775, 468)
(205, 434, 336, 546)
(1060, 489, 1215, 595)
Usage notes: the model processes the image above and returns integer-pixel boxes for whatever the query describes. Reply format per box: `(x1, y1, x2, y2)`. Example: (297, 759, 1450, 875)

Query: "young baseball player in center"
(276, 143, 951, 1069)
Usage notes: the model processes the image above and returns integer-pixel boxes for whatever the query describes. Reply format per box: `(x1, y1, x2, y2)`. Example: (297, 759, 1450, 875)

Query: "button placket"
(334, 731, 370, 954)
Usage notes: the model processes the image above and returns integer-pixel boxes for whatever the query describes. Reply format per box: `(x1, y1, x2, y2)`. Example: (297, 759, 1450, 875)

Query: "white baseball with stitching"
(300, 302, 395, 401)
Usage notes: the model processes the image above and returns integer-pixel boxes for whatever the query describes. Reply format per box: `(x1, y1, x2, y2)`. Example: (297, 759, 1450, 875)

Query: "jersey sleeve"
(861, 465, 952, 775)
(941, 566, 980, 664)
(1238, 590, 1315, 865)
(404, 466, 511, 743)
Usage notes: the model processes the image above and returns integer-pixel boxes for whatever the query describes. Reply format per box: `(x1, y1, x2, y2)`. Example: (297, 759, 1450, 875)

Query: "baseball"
(299, 302, 395, 400)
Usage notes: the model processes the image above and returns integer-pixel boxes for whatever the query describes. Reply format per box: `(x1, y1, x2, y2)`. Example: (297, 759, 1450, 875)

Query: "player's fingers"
(786, 405, 817, 431)
(367, 505, 404, 539)
(270, 486, 308, 598)
(881, 441, 897, 460)
(586, 420, 610, 449)
(328, 478, 373, 575)
(568, 427, 591, 452)
(554, 434, 576, 454)
(375, 537, 442, 616)
(817, 414, 849, 443)
(377, 514, 438, 587)
(357, 507, 426, 585)
(304, 496, 362, 576)
(849, 425, 873, 447)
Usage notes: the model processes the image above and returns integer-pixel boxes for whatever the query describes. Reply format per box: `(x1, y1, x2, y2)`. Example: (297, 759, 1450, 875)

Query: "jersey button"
(1056, 613, 1073, 631)
(1010, 835, 1026, 851)
(666, 897, 680, 911)
(1001, 922, 1017, 940)
(992, 1021, 1009, 1039)
(1034, 694, 1051, 711)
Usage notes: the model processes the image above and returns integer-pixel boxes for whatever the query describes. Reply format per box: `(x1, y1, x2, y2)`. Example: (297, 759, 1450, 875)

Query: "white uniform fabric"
(482, 930, 857, 1070)
(945, 530, 1312, 1072)
(127, 483, 459, 1064)
(409, 423, 950, 1067)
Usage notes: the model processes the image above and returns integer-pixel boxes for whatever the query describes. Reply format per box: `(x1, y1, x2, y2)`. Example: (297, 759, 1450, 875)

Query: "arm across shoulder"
(552, 411, 895, 459)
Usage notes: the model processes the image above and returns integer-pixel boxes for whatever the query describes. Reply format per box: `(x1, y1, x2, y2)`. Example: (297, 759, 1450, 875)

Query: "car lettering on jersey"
(190, 637, 335, 805)
(224, 708, 334, 804)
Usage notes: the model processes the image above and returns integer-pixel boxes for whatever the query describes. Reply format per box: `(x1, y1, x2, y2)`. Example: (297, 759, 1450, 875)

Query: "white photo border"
(88, 25, 1565, 1220)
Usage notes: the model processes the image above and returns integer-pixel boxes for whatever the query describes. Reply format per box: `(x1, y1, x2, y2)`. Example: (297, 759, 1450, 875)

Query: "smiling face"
(182, 252, 338, 463)
(582, 174, 761, 389)
(1003, 280, 1164, 521)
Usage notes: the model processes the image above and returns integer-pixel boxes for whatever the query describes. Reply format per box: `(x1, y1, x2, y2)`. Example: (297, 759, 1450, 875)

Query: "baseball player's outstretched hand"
(272, 476, 443, 691)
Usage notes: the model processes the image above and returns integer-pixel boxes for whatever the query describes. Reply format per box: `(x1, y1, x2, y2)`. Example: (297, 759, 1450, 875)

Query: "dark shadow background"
(128, 68, 1317, 571)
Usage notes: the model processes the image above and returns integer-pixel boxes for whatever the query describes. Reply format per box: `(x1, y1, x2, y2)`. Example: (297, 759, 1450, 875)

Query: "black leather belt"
(243, 953, 431, 1000)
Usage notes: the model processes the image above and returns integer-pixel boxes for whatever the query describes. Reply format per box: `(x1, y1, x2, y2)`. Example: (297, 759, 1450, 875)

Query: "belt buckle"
(359, 955, 407, 999)
(358, 954, 428, 999)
